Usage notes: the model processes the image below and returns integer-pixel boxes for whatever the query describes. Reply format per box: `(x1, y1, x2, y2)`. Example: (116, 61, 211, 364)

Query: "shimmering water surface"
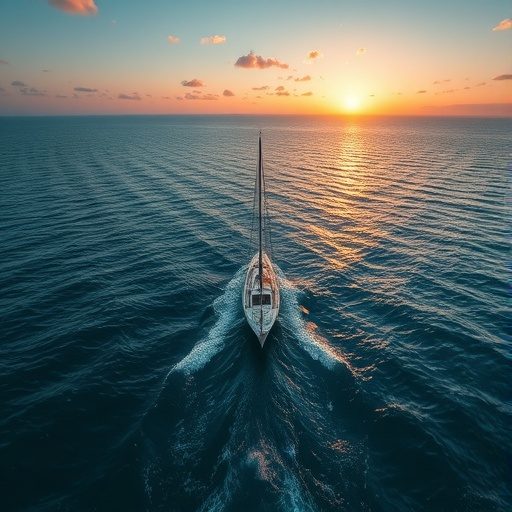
(0, 115, 510, 511)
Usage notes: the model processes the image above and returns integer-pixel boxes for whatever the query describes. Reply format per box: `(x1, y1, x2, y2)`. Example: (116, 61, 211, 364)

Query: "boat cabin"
(251, 292, 271, 306)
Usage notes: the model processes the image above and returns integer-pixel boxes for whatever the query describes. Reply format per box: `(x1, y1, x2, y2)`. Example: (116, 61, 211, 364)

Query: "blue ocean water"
(0, 114, 510, 512)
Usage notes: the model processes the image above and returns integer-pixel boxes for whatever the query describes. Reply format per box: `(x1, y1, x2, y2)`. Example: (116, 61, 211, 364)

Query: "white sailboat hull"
(242, 252, 280, 346)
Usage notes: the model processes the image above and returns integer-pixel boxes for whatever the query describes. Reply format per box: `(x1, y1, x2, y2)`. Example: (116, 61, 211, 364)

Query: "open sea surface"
(0, 114, 510, 511)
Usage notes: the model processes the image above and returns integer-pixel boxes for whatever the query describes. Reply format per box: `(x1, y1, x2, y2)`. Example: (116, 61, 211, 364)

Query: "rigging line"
(261, 152, 275, 262)
(247, 158, 259, 260)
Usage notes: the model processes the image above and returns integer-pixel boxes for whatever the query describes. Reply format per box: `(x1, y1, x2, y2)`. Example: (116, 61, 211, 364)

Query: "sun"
(343, 96, 361, 113)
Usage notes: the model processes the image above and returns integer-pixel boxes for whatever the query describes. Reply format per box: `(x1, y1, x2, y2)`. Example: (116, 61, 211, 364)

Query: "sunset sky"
(0, 0, 510, 116)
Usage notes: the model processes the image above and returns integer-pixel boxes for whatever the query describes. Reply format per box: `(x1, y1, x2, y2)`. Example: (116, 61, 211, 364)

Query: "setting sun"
(343, 96, 361, 113)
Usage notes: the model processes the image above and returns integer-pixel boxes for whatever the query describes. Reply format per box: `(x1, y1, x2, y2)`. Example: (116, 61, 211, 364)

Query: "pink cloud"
(252, 85, 269, 90)
(74, 86, 97, 92)
(416, 90, 427, 94)
(201, 35, 226, 44)
(493, 74, 512, 81)
(183, 92, 218, 100)
(295, 75, 311, 82)
(118, 93, 141, 100)
(492, 19, 512, 31)
(168, 35, 180, 43)
(301, 92, 313, 96)
(235, 52, 288, 69)
(223, 89, 235, 97)
(181, 79, 205, 87)
(48, 0, 98, 15)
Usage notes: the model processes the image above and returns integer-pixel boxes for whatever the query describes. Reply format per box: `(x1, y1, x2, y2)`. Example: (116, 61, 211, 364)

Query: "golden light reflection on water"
(294, 124, 391, 272)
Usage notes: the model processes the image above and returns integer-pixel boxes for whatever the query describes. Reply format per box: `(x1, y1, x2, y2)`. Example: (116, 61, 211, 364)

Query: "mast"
(258, 133, 263, 285)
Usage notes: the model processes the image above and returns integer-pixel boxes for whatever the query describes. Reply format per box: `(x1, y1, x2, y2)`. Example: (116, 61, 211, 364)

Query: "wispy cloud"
(74, 86, 97, 92)
(301, 92, 313, 96)
(0, 59, 8, 65)
(178, 92, 219, 100)
(252, 85, 269, 91)
(118, 93, 141, 100)
(20, 87, 46, 96)
(168, 35, 180, 43)
(416, 90, 427, 94)
(11, 80, 27, 87)
(493, 74, 512, 80)
(48, 0, 98, 16)
(295, 75, 311, 82)
(181, 79, 205, 87)
(200, 35, 226, 44)
(304, 50, 323, 63)
(235, 52, 288, 69)
(356, 47, 366, 55)
(223, 89, 235, 97)
(274, 86, 290, 96)
(492, 19, 512, 31)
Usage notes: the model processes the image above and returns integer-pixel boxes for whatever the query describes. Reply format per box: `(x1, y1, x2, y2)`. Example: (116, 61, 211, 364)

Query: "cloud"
(492, 19, 512, 31)
(273, 86, 290, 96)
(183, 92, 219, 100)
(235, 52, 289, 69)
(181, 79, 205, 87)
(304, 50, 323, 64)
(200, 35, 226, 44)
(295, 75, 311, 82)
(11, 80, 27, 87)
(0, 59, 8, 65)
(301, 92, 313, 96)
(74, 86, 97, 92)
(493, 74, 512, 81)
(356, 47, 366, 55)
(416, 90, 427, 94)
(48, 0, 98, 16)
(20, 87, 46, 96)
(168, 35, 180, 43)
(223, 89, 235, 97)
(118, 93, 142, 100)
(252, 85, 269, 90)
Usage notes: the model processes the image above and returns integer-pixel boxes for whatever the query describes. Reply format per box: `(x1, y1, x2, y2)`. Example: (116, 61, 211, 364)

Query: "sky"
(0, 0, 510, 116)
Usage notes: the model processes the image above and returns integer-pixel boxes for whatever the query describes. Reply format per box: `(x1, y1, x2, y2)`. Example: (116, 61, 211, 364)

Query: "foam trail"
(172, 267, 246, 375)
(277, 267, 342, 370)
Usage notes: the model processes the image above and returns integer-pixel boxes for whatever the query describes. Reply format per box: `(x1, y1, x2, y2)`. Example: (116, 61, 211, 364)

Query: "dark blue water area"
(0, 115, 511, 511)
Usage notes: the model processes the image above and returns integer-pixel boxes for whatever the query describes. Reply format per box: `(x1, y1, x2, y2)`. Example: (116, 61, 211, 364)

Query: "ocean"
(0, 114, 510, 512)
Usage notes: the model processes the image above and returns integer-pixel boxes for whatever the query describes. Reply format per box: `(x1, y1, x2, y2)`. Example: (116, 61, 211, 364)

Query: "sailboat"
(242, 133, 280, 347)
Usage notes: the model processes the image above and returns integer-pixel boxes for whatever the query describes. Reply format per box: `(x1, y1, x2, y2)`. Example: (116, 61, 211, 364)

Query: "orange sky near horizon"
(0, 1, 510, 117)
